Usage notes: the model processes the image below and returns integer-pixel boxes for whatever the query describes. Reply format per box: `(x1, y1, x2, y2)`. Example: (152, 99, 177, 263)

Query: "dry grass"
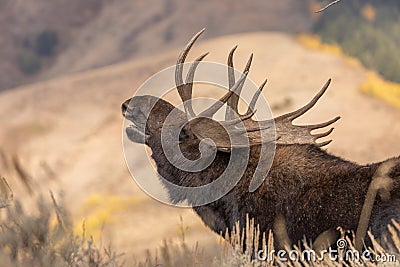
(75, 194, 143, 239)
(1, 156, 399, 266)
(0, 158, 125, 266)
(136, 217, 399, 266)
(0, 191, 398, 266)
(0, 194, 125, 267)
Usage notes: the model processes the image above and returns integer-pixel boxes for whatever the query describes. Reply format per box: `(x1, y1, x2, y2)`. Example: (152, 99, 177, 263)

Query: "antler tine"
(228, 45, 238, 88)
(313, 128, 334, 139)
(225, 45, 238, 120)
(271, 79, 339, 147)
(225, 48, 252, 120)
(306, 116, 341, 130)
(280, 79, 332, 121)
(226, 54, 253, 120)
(317, 140, 332, 147)
(175, 28, 206, 118)
(244, 54, 253, 75)
(222, 109, 257, 127)
(244, 78, 267, 116)
(199, 70, 249, 118)
(185, 52, 209, 85)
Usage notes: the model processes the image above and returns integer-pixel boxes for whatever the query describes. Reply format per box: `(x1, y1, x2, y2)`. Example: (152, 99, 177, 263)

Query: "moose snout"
(121, 99, 132, 117)
(121, 98, 146, 125)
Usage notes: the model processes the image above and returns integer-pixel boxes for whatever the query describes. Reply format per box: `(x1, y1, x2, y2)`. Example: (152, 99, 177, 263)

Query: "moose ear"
(189, 118, 232, 152)
(126, 125, 149, 144)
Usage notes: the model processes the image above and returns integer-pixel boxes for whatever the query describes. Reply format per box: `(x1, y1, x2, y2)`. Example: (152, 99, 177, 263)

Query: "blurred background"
(0, 0, 399, 265)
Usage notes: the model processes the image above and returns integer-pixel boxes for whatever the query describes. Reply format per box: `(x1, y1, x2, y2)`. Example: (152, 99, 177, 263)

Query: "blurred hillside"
(0, 32, 399, 259)
(2, 1, 399, 91)
(313, 0, 400, 82)
(0, 0, 312, 90)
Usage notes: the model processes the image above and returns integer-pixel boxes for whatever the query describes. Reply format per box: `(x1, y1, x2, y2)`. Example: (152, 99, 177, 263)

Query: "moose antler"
(175, 29, 207, 119)
(241, 79, 340, 147)
(174, 29, 340, 151)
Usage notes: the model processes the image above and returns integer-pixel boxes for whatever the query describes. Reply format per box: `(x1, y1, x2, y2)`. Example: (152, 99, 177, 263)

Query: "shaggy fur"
(122, 97, 400, 247)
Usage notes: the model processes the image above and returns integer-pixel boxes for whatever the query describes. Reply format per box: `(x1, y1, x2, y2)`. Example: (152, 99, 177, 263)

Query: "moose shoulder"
(121, 29, 400, 250)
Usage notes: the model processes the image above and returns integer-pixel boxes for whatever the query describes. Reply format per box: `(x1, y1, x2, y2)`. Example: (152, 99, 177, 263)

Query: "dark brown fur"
(123, 97, 400, 246)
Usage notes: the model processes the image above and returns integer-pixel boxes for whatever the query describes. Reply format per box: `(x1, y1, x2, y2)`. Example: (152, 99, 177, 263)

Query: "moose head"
(121, 29, 339, 151)
(122, 29, 400, 251)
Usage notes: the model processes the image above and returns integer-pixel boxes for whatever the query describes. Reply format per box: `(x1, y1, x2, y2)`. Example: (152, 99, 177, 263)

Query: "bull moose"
(122, 29, 400, 251)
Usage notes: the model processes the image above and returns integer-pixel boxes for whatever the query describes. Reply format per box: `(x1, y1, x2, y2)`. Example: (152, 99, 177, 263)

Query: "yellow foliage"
(297, 34, 400, 109)
(360, 71, 400, 108)
(75, 194, 143, 237)
(361, 4, 376, 21)
(296, 34, 362, 68)
(297, 34, 343, 56)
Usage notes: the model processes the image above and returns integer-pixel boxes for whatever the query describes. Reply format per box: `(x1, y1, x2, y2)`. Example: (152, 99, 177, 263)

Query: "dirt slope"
(0, 32, 399, 259)
(0, 0, 311, 90)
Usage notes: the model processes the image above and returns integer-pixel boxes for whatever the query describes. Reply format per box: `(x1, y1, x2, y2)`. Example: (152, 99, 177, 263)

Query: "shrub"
(35, 30, 59, 57)
(16, 51, 42, 75)
(313, 1, 400, 83)
(360, 71, 400, 108)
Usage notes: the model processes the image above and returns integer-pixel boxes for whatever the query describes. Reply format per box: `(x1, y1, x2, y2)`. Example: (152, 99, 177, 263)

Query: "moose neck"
(147, 137, 375, 205)
(148, 137, 232, 193)
(148, 138, 383, 243)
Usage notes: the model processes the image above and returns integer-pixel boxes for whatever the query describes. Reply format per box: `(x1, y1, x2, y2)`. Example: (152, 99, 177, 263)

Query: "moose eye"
(179, 128, 190, 142)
